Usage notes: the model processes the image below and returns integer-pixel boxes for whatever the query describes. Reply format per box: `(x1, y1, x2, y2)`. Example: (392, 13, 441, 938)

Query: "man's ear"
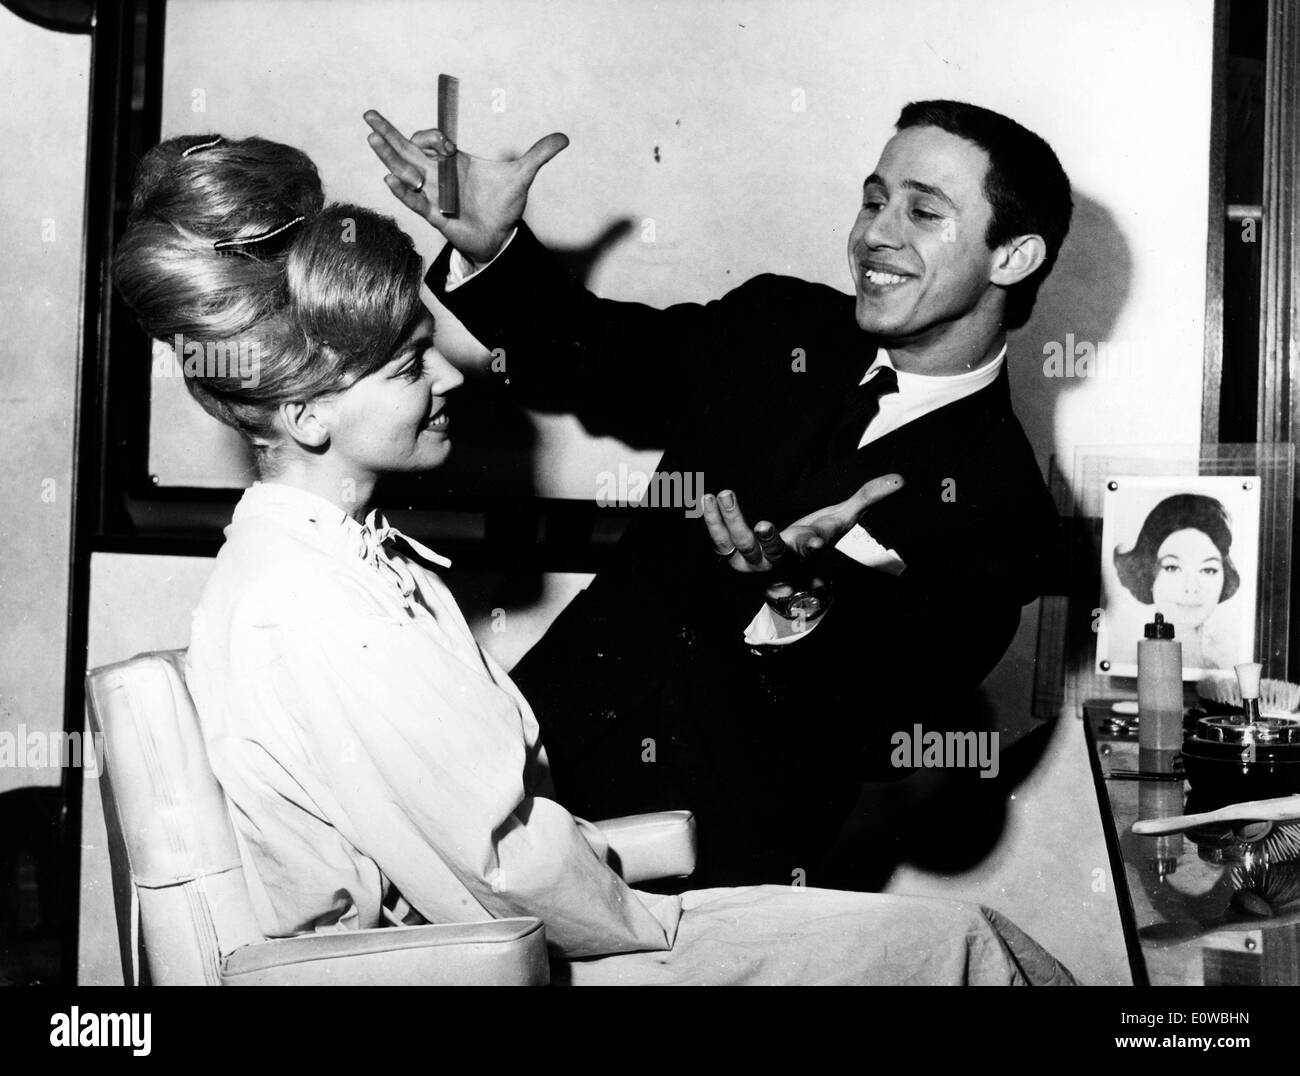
(277, 398, 333, 450)
(990, 234, 1047, 287)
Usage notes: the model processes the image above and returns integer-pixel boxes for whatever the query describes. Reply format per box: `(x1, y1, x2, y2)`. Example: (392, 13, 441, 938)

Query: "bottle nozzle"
(1144, 612, 1176, 640)
(1235, 662, 1263, 701)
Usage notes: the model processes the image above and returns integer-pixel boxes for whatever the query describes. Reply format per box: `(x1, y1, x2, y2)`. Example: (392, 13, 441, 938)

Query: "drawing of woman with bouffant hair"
(1113, 493, 1240, 670)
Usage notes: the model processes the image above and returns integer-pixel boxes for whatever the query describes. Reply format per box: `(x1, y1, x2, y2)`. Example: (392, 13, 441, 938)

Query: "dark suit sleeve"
(428, 223, 739, 446)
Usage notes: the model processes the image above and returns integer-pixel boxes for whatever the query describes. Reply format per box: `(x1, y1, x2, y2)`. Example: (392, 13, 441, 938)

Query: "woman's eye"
(1201, 566, 1220, 577)
(1161, 563, 1180, 574)
(399, 353, 426, 382)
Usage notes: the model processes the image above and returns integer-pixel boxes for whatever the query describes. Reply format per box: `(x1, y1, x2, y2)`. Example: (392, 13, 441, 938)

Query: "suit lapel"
(705, 313, 874, 508)
(766, 362, 1014, 525)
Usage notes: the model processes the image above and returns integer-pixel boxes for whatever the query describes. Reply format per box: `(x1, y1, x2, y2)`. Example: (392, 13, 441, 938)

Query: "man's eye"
(912, 208, 944, 222)
(862, 199, 885, 212)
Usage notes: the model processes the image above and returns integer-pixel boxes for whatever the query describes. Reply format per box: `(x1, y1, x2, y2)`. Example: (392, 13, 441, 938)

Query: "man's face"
(847, 125, 1001, 345)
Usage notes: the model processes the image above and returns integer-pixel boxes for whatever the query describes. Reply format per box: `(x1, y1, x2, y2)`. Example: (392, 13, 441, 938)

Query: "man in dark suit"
(365, 99, 1070, 888)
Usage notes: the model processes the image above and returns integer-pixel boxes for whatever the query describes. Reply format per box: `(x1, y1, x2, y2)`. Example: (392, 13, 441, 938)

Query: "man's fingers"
(369, 130, 428, 190)
(363, 109, 404, 142)
(518, 132, 570, 180)
(839, 473, 904, 522)
(381, 172, 424, 212)
(785, 526, 826, 559)
(716, 490, 764, 566)
(363, 111, 431, 170)
(754, 521, 788, 564)
(700, 494, 739, 557)
(382, 173, 448, 228)
(411, 128, 456, 156)
(364, 111, 418, 161)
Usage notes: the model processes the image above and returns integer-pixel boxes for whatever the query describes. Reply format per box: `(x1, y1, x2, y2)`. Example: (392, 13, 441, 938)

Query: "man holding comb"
(364, 98, 1069, 889)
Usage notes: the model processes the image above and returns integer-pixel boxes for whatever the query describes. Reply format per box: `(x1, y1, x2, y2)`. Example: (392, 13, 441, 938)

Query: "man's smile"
(862, 269, 913, 288)
(858, 259, 918, 293)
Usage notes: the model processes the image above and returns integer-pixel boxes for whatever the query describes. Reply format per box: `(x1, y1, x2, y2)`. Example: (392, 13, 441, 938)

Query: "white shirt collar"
(233, 482, 452, 581)
(865, 343, 1008, 391)
(851, 344, 1007, 449)
(233, 480, 356, 529)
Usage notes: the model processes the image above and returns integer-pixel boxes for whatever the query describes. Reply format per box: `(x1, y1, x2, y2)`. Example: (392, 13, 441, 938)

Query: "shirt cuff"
(445, 226, 520, 292)
(834, 524, 907, 574)
(742, 602, 826, 647)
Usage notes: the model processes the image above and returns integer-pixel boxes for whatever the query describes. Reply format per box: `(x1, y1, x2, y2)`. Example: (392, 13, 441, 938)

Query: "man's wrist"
(446, 226, 520, 291)
(764, 578, 833, 624)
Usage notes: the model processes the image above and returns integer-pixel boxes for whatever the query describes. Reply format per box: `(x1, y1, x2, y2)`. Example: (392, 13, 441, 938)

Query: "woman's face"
(1150, 527, 1226, 630)
(326, 312, 463, 475)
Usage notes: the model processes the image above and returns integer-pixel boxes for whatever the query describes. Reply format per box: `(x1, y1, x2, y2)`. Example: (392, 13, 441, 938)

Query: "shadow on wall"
(1009, 190, 1135, 476)
(922, 191, 1133, 878)
(379, 217, 635, 509)
(1002, 191, 1136, 730)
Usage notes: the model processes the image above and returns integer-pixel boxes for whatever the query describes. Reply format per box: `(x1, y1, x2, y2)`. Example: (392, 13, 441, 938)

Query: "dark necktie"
(825, 365, 899, 462)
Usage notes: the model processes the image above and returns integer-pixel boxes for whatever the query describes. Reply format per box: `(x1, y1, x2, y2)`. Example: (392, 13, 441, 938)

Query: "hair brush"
(1197, 673, 1300, 719)
(1230, 824, 1300, 916)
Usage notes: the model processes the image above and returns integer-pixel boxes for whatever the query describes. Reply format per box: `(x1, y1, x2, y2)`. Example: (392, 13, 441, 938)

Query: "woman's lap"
(553, 885, 1076, 986)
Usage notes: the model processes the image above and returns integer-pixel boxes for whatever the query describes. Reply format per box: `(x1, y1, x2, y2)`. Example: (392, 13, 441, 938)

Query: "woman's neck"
(264, 459, 376, 521)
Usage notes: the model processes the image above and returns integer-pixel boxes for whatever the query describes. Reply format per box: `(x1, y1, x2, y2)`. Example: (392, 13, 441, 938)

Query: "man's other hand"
(700, 474, 904, 579)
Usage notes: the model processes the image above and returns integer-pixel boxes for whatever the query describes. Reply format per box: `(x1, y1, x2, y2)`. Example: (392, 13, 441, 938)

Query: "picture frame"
(1095, 474, 1261, 680)
(1032, 443, 1293, 717)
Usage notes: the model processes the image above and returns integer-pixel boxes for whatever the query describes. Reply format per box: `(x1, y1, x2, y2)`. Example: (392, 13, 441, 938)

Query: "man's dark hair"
(896, 100, 1073, 330)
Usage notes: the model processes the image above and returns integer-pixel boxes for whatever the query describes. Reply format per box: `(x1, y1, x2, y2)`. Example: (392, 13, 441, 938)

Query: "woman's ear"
(990, 233, 1047, 287)
(277, 398, 332, 450)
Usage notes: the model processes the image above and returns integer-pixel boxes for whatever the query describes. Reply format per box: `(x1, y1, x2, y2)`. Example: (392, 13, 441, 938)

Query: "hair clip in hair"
(214, 215, 307, 259)
(180, 135, 224, 158)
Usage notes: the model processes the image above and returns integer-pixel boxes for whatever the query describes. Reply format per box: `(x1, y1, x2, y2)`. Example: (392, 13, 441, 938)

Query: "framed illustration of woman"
(1096, 475, 1261, 680)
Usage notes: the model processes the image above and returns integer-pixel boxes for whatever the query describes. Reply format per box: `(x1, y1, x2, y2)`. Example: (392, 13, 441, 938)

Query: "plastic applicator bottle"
(1138, 612, 1183, 774)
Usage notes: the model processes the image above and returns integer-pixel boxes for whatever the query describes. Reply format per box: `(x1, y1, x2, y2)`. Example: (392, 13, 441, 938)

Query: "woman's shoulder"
(198, 513, 381, 630)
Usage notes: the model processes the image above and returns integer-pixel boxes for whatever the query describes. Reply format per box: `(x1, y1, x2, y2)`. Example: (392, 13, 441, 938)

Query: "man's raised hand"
(363, 108, 568, 264)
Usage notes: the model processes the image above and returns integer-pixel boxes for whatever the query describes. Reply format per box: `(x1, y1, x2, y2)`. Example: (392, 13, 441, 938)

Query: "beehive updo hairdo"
(112, 132, 426, 470)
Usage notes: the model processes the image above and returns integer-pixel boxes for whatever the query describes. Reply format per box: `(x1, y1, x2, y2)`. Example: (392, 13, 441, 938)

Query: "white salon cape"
(186, 482, 1073, 985)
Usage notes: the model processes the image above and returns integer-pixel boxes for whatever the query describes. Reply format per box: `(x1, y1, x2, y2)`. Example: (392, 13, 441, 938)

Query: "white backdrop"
(150, 0, 1214, 497)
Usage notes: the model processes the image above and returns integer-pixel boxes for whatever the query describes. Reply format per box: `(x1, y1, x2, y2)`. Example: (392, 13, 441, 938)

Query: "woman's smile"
(420, 405, 450, 433)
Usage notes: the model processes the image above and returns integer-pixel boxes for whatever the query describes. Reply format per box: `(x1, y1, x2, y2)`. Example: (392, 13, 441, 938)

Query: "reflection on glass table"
(1086, 707, 1300, 986)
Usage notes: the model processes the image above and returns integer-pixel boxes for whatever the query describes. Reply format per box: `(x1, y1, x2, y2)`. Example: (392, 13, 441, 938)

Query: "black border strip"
(60, 0, 167, 987)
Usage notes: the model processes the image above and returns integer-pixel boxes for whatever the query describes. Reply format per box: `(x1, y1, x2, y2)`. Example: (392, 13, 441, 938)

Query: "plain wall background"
(0, 9, 90, 795)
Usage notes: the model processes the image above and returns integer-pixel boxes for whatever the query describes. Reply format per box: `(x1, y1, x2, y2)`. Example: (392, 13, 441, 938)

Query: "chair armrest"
(593, 810, 697, 884)
(219, 918, 548, 986)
